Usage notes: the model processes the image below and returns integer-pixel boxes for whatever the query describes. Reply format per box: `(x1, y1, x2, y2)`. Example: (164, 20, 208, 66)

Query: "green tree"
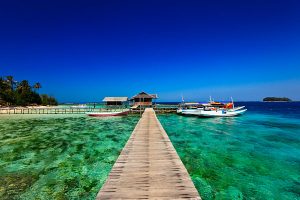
(41, 94, 49, 105)
(33, 82, 42, 92)
(0, 77, 7, 105)
(0, 76, 57, 106)
(6, 75, 16, 91)
(16, 80, 31, 94)
(0, 77, 15, 105)
(15, 80, 41, 106)
(41, 94, 58, 106)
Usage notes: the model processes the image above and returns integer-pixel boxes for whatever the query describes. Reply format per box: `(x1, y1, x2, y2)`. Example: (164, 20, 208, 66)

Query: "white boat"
(180, 108, 203, 115)
(230, 106, 245, 111)
(71, 104, 88, 109)
(178, 97, 247, 117)
(177, 108, 183, 114)
(87, 110, 129, 117)
(177, 102, 202, 115)
(196, 108, 247, 117)
(196, 97, 247, 117)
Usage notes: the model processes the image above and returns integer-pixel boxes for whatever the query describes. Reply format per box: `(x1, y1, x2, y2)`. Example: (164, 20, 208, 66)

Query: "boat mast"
(231, 97, 235, 109)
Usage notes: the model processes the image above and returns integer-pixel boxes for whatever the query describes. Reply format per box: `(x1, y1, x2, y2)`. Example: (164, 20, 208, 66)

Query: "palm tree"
(17, 80, 31, 93)
(6, 76, 16, 91)
(33, 82, 42, 93)
(0, 77, 5, 90)
(1, 76, 15, 105)
(0, 77, 6, 105)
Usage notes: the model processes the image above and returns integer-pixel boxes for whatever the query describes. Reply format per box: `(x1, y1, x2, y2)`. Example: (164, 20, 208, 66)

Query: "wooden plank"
(96, 108, 200, 200)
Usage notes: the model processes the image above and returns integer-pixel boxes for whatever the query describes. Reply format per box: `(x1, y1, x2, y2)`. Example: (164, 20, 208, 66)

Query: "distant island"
(263, 97, 292, 102)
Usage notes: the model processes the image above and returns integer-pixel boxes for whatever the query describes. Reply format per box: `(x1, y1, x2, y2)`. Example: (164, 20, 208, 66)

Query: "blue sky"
(1, 0, 300, 102)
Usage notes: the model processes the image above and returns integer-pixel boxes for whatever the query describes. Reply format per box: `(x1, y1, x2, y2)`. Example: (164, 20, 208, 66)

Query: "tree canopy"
(0, 76, 58, 106)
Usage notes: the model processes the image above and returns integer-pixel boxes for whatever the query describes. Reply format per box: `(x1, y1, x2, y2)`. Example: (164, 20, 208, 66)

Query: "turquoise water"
(158, 102, 300, 200)
(1, 102, 300, 200)
(0, 114, 139, 200)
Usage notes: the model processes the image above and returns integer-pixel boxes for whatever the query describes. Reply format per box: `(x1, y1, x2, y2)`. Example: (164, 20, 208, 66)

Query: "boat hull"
(71, 104, 88, 109)
(178, 109, 203, 115)
(197, 109, 247, 117)
(87, 110, 129, 117)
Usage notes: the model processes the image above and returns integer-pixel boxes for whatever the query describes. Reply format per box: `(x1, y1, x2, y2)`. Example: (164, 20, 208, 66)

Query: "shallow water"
(158, 102, 300, 200)
(1, 102, 300, 200)
(0, 114, 139, 200)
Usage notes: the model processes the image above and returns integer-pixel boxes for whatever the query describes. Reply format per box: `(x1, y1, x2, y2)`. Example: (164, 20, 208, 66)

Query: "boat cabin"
(103, 97, 128, 107)
(130, 92, 158, 108)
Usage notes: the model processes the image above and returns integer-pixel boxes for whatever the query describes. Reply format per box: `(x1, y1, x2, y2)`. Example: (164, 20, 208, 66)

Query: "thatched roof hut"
(131, 92, 158, 99)
(131, 92, 158, 107)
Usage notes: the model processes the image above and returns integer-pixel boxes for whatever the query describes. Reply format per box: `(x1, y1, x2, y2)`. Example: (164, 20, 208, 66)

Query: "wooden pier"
(0, 107, 177, 114)
(96, 108, 200, 199)
(0, 108, 99, 114)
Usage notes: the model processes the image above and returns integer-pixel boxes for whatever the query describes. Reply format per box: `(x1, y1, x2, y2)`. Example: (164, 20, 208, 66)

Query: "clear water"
(158, 102, 300, 200)
(1, 102, 300, 200)
(0, 114, 139, 200)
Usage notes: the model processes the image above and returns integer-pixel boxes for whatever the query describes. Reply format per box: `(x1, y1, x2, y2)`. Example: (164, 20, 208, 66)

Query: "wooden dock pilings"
(96, 108, 200, 199)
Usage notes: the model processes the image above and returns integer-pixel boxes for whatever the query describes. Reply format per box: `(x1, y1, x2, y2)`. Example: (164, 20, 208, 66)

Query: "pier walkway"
(0, 107, 177, 114)
(96, 108, 200, 199)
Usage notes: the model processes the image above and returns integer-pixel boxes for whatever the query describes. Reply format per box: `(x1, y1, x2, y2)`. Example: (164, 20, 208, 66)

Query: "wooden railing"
(0, 107, 177, 114)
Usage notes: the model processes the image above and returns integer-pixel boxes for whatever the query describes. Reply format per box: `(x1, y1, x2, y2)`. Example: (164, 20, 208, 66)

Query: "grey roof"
(103, 97, 128, 102)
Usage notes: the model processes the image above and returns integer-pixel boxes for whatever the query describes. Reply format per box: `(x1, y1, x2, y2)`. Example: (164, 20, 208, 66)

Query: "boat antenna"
(231, 97, 235, 109)
(181, 94, 184, 103)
